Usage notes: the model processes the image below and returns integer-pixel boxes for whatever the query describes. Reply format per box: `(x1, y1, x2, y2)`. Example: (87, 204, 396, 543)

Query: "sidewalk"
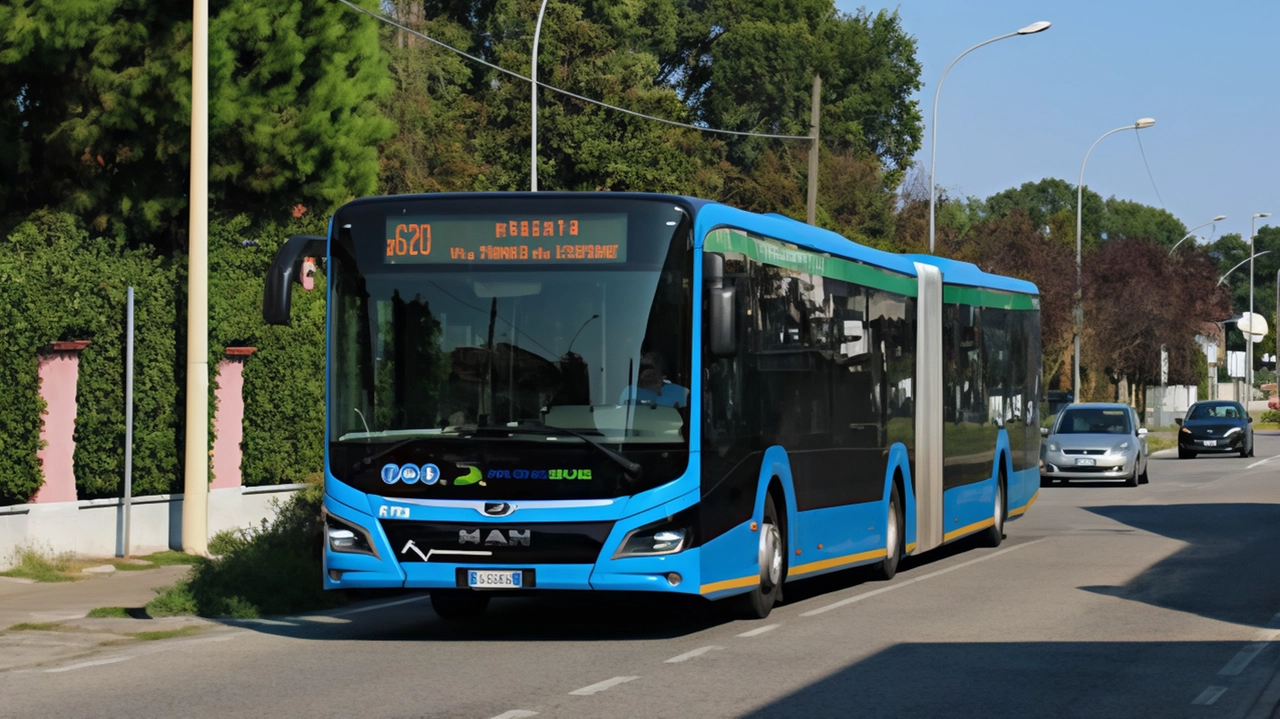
(0, 564, 219, 672)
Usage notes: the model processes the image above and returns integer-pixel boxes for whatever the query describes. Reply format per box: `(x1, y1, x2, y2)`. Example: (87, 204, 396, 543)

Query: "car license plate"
(1203, 440, 1217, 447)
(468, 570, 522, 589)
(1075, 458, 1096, 466)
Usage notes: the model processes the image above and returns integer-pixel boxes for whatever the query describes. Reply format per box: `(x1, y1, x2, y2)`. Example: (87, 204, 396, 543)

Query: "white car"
(1040, 403, 1149, 487)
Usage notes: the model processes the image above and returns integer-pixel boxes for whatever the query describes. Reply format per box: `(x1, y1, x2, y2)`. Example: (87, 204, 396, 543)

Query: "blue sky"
(834, 0, 1280, 243)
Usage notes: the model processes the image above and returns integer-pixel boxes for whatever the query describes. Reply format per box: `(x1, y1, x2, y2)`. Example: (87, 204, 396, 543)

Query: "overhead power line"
(1133, 130, 1165, 210)
(335, 0, 812, 141)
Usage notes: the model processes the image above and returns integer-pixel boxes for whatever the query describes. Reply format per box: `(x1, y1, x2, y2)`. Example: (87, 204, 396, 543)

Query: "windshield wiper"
(471, 422, 642, 482)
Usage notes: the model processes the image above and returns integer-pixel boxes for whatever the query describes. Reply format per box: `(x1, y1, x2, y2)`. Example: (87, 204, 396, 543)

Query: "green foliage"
(1103, 198, 1186, 247)
(1261, 410, 1280, 424)
(985, 178, 1106, 250)
(86, 606, 131, 618)
(0, 545, 75, 583)
(147, 482, 340, 618)
(0, 0, 393, 238)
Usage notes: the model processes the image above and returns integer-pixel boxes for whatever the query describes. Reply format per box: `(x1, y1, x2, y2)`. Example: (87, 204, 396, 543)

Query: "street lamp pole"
(1073, 118, 1156, 401)
(928, 21, 1050, 253)
(1169, 215, 1227, 255)
(1248, 212, 1272, 402)
(530, 0, 550, 191)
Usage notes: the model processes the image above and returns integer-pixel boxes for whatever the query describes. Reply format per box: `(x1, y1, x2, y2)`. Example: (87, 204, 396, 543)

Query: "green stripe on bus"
(704, 228, 918, 297)
(943, 285, 1038, 310)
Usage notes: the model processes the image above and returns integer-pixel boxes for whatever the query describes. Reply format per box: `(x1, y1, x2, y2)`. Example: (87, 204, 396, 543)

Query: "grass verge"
(0, 548, 77, 582)
(126, 626, 206, 642)
(1146, 436, 1177, 453)
(7, 622, 73, 632)
(148, 481, 347, 619)
(111, 550, 199, 572)
(86, 606, 132, 619)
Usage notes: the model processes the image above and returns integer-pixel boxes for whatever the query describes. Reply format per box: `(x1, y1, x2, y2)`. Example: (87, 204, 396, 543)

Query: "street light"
(1072, 117, 1156, 400)
(928, 21, 1051, 253)
(530, 0, 550, 191)
(1248, 212, 1272, 400)
(1169, 215, 1227, 254)
(1217, 251, 1271, 286)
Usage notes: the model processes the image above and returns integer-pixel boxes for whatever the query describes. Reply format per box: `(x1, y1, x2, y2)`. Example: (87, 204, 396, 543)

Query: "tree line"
(0, 0, 1251, 501)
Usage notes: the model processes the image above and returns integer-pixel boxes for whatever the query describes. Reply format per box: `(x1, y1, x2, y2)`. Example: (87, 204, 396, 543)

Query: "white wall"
(0, 484, 304, 570)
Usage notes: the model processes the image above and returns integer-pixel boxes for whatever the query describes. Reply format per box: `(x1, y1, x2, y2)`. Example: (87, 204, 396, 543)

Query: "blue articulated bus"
(263, 192, 1042, 619)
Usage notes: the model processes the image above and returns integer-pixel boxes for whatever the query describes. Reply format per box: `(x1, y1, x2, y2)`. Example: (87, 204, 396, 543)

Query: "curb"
(1149, 448, 1178, 458)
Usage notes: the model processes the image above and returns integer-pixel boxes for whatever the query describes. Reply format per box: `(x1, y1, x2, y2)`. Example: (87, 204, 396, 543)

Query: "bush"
(1261, 410, 1280, 425)
(147, 481, 341, 618)
(0, 544, 76, 583)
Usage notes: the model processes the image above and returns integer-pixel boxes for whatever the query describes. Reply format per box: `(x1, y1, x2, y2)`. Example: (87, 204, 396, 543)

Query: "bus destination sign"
(384, 213, 627, 264)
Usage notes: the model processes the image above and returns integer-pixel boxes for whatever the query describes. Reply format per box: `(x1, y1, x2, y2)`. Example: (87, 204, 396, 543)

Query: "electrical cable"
(1133, 130, 1165, 210)
(336, 0, 813, 141)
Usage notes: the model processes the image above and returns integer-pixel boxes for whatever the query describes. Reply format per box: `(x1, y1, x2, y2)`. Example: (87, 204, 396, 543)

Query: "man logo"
(457, 529, 530, 547)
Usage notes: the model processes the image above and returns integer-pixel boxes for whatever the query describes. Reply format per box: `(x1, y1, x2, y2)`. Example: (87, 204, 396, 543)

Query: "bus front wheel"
(733, 495, 785, 620)
(872, 484, 903, 581)
(430, 589, 490, 620)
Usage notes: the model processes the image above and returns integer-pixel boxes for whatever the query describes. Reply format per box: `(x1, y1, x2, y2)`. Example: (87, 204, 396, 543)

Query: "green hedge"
(0, 211, 327, 505)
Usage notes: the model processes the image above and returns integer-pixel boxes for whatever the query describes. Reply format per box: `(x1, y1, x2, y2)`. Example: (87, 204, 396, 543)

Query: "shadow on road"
(1080, 503, 1280, 630)
(736, 639, 1277, 718)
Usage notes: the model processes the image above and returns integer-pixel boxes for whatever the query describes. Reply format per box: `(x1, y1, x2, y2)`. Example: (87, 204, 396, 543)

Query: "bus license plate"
(1075, 458, 1096, 466)
(468, 570, 523, 589)
(1203, 440, 1217, 447)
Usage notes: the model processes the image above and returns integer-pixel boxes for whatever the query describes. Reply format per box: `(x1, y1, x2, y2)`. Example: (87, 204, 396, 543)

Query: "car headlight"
(1047, 441, 1060, 453)
(1223, 427, 1242, 437)
(613, 505, 698, 558)
(1111, 441, 1130, 455)
(1180, 426, 1191, 434)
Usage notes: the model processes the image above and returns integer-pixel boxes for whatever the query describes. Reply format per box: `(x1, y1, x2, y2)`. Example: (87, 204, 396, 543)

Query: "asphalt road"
(4, 437, 1280, 719)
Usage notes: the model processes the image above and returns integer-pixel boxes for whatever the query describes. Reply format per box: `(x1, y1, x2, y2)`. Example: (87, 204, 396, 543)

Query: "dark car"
(1176, 401, 1254, 459)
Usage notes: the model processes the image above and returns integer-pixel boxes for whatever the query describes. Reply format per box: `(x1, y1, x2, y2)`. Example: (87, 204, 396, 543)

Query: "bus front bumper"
(322, 495, 706, 595)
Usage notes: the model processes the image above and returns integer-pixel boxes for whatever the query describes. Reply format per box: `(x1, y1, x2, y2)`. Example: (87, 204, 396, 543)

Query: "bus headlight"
(325, 512, 377, 557)
(613, 506, 697, 558)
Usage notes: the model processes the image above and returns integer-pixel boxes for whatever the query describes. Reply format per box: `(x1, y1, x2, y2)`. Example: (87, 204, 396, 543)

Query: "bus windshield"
(327, 196, 693, 499)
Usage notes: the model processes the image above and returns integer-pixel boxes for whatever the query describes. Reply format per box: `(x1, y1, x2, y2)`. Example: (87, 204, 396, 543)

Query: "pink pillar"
(211, 347, 256, 490)
(32, 341, 91, 504)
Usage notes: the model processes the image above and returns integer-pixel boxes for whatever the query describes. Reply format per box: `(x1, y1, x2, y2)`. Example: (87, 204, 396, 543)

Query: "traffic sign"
(1238, 312, 1269, 338)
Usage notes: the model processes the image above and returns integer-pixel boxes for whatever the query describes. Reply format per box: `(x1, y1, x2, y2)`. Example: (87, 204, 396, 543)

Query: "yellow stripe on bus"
(905, 542, 917, 554)
(787, 548, 887, 578)
(1008, 489, 1040, 518)
(699, 575, 759, 595)
(943, 517, 995, 542)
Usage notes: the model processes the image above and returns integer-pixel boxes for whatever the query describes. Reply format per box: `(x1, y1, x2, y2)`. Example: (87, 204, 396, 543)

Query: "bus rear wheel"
(872, 484, 903, 581)
(430, 590, 490, 620)
(733, 495, 785, 620)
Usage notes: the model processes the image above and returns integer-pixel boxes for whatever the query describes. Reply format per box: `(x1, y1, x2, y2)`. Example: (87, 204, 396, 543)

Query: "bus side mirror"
(705, 252, 736, 357)
(263, 235, 327, 326)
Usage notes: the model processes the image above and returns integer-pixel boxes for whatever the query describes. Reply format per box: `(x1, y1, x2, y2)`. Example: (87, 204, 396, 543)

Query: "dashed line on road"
(45, 655, 134, 673)
(737, 624, 779, 638)
(569, 676, 639, 696)
(800, 538, 1049, 617)
(664, 646, 723, 663)
(489, 711, 538, 719)
(333, 595, 427, 616)
(1217, 643, 1269, 676)
(1191, 686, 1228, 705)
(1246, 454, 1279, 470)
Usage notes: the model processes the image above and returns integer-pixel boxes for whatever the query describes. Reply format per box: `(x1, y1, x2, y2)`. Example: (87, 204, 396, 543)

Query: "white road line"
(489, 711, 538, 719)
(801, 538, 1049, 617)
(1218, 643, 1268, 676)
(569, 676, 639, 696)
(1246, 454, 1279, 470)
(333, 595, 427, 616)
(737, 624, 780, 638)
(1191, 686, 1228, 705)
(45, 655, 134, 673)
(664, 646, 723, 663)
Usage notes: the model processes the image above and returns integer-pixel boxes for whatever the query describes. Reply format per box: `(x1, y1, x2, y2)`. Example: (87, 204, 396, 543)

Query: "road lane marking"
(737, 624, 779, 638)
(334, 595, 427, 616)
(46, 655, 134, 673)
(489, 711, 538, 719)
(800, 538, 1049, 617)
(569, 676, 639, 695)
(664, 646, 723, 663)
(1218, 643, 1268, 676)
(1191, 686, 1227, 705)
(1246, 455, 1279, 470)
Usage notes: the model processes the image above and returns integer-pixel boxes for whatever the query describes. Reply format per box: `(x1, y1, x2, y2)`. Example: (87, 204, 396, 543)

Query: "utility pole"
(806, 75, 820, 226)
(182, 0, 210, 556)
